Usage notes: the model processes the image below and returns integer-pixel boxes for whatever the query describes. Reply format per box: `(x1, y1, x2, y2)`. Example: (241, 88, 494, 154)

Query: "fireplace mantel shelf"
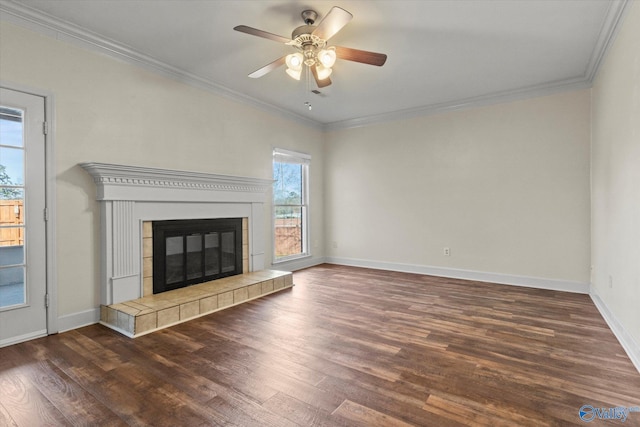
(80, 162, 273, 201)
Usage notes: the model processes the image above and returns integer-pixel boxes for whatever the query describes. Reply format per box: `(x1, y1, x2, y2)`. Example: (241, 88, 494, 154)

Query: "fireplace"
(80, 162, 273, 306)
(152, 218, 243, 294)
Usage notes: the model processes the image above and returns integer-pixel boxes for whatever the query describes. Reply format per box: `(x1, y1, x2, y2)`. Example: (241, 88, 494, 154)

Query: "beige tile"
(136, 313, 157, 334)
(100, 305, 108, 322)
(143, 237, 153, 258)
(143, 257, 153, 278)
(234, 287, 248, 303)
(219, 291, 233, 308)
(200, 295, 218, 313)
(242, 217, 248, 230)
(106, 306, 118, 325)
(143, 221, 152, 238)
(284, 274, 293, 286)
(117, 311, 134, 333)
(242, 244, 249, 259)
(261, 279, 274, 294)
(273, 276, 285, 290)
(157, 306, 180, 327)
(248, 283, 262, 299)
(143, 277, 153, 297)
(180, 301, 200, 320)
(243, 259, 249, 274)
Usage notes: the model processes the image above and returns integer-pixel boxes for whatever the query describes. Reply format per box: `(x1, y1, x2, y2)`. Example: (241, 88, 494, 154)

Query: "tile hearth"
(100, 270, 293, 337)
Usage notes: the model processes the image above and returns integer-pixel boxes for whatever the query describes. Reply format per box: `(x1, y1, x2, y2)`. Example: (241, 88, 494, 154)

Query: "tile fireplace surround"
(80, 162, 276, 307)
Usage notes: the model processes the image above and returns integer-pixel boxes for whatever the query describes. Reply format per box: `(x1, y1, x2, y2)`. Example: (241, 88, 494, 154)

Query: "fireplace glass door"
(153, 219, 242, 294)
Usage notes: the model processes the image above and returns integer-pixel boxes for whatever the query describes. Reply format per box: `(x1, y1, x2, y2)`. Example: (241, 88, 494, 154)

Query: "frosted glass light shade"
(318, 47, 337, 68)
(286, 68, 302, 80)
(316, 65, 333, 80)
(286, 53, 303, 70)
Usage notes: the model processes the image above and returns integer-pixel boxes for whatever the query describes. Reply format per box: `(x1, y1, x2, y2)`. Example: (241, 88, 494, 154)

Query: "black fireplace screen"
(153, 218, 243, 294)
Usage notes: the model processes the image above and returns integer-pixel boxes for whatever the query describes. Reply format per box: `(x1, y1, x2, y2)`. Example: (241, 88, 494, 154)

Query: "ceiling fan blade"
(311, 65, 332, 88)
(312, 7, 353, 41)
(248, 56, 287, 78)
(335, 46, 387, 66)
(233, 25, 291, 44)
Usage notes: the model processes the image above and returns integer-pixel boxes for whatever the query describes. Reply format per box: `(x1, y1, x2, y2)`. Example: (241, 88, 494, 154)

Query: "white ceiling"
(0, 0, 629, 129)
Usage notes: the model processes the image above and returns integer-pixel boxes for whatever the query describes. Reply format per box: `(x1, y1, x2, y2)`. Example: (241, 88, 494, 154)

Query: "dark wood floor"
(1, 264, 639, 426)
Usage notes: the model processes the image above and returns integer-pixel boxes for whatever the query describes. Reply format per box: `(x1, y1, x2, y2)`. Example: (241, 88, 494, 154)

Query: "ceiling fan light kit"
(234, 6, 387, 89)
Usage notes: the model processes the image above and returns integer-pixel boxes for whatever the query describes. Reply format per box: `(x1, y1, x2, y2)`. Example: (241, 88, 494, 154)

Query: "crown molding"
(1, 0, 630, 132)
(0, 0, 323, 131)
(584, 0, 632, 83)
(323, 77, 592, 131)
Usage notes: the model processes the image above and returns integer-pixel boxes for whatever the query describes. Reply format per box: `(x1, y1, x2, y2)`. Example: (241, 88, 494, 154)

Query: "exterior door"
(0, 87, 47, 346)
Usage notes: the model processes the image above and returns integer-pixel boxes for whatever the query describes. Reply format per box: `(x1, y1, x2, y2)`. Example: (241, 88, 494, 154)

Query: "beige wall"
(0, 22, 325, 318)
(325, 89, 591, 284)
(591, 2, 640, 350)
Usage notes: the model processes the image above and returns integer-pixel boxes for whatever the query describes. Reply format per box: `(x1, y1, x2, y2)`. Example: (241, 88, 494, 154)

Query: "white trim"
(272, 256, 326, 272)
(584, 0, 633, 82)
(0, 0, 630, 132)
(0, 1, 322, 132)
(326, 257, 590, 294)
(590, 289, 640, 374)
(57, 308, 100, 333)
(272, 148, 310, 264)
(0, 81, 58, 335)
(0, 329, 47, 348)
(325, 79, 592, 131)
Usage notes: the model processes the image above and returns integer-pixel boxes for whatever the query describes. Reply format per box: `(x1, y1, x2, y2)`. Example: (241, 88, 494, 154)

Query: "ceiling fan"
(234, 6, 387, 89)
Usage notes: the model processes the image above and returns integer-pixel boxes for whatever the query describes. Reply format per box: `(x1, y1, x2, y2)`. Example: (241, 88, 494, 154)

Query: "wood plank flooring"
(1, 264, 639, 426)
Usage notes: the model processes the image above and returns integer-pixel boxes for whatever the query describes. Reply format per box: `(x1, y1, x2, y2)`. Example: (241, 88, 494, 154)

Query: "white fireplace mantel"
(80, 162, 273, 305)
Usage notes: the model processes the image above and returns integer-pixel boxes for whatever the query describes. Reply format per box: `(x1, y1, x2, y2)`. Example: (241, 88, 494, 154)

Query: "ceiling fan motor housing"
(301, 10, 317, 25)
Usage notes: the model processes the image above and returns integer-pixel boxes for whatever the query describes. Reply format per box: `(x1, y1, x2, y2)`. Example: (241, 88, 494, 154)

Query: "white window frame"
(272, 148, 310, 264)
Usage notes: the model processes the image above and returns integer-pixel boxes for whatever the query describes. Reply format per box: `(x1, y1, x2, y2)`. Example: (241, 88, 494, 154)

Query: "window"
(273, 148, 310, 262)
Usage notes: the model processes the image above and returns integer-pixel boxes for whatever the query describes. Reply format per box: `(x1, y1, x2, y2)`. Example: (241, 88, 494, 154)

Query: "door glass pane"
(0, 146, 25, 186)
(204, 232, 220, 276)
(0, 107, 25, 309)
(0, 108, 23, 148)
(0, 264, 25, 308)
(221, 231, 235, 273)
(165, 236, 183, 284)
(186, 234, 202, 280)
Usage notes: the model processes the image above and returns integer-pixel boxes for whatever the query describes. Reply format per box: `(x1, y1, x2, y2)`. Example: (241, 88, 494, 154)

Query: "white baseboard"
(57, 308, 100, 333)
(271, 256, 327, 272)
(590, 289, 640, 374)
(325, 257, 590, 294)
(0, 329, 47, 348)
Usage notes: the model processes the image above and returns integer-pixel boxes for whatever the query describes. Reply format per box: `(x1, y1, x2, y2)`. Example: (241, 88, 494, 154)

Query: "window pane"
(0, 238, 23, 263)
(0, 266, 25, 307)
(273, 162, 302, 205)
(0, 191, 24, 229)
(0, 108, 24, 148)
(274, 206, 303, 258)
(0, 146, 24, 186)
(165, 236, 183, 284)
(221, 231, 235, 273)
(186, 234, 203, 280)
(204, 232, 220, 276)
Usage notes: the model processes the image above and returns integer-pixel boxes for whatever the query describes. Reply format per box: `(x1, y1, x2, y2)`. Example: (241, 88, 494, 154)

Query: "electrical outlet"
(444, 247, 450, 256)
